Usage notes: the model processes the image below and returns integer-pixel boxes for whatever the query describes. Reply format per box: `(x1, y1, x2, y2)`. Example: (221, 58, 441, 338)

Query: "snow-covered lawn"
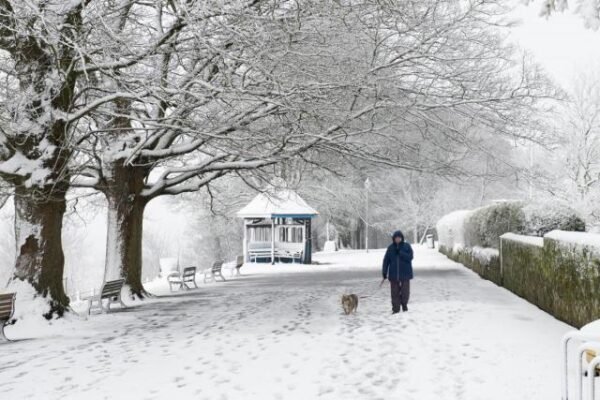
(1, 246, 572, 400)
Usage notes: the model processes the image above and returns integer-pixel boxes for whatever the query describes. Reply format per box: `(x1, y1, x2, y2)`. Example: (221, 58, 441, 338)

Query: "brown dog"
(341, 294, 359, 315)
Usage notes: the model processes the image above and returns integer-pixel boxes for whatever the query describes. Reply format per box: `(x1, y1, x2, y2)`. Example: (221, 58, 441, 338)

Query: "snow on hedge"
(436, 209, 473, 251)
(500, 233, 544, 247)
(545, 230, 600, 249)
(472, 246, 500, 264)
(465, 201, 525, 249)
(438, 201, 585, 252)
(522, 202, 585, 237)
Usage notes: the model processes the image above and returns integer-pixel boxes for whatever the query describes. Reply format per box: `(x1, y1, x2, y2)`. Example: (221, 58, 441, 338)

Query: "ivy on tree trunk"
(100, 161, 150, 299)
(13, 185, 70, 318)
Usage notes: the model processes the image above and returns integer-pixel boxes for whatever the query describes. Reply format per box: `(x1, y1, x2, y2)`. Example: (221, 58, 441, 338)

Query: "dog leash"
(359, 279, 386, 299)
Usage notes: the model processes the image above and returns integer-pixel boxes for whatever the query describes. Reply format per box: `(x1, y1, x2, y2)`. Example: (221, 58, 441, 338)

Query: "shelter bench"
(88, 279, 127, 315)
(248, 249, 273, 262)
(248, 249, 303, 263)
(203, 260, 225, 283)
(167, 267, 198, 292)
(0, 292, 16, 342)
(275, 249, 303, 263)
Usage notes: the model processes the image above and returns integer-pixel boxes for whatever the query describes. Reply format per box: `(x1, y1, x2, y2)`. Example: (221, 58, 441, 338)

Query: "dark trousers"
(390, 280, 410, 312)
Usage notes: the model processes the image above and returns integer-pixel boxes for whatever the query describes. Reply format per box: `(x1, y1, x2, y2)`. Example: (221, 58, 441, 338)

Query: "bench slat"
(0, 310, 13, 318)
(102, 286, 122, 293)
(103, 282, 124, 288)
(182, 267, 196, 278)
(0, 293, 15, 319)
(102, 280, 125, 289)
(0, 299, 14, 307)
(99, 279, 125, 298)
(0, 306, 14, 318)
(102, 288, 122, 294)
(0, 305, 13, 314)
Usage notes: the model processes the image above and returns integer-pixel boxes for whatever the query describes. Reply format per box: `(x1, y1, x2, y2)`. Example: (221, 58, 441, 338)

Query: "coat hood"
(392, 230, 405, 242)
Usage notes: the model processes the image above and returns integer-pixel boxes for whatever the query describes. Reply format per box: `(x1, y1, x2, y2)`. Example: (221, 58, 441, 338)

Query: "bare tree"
(537, 69, 600, 224)
(563, 73, 600, 199)
(525, 0, 600, 30)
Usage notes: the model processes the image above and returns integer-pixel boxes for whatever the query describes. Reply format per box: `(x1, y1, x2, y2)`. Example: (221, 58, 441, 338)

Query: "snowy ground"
(1, 246, 573, 400)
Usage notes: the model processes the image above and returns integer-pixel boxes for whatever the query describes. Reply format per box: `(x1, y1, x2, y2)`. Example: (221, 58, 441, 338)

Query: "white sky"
(510, 2, 600, 90)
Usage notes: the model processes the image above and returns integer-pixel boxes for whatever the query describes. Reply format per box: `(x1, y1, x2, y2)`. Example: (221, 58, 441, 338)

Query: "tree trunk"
(101, 162, 149, 299)
(13, 186, 69, 318)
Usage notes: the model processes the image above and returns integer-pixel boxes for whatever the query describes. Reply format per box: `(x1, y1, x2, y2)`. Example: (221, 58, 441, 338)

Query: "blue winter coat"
(382, 241, 414, 281)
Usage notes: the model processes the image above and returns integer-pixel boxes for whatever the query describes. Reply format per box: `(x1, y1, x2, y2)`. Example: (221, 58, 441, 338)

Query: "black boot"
(402, 305, 408, 312)
(392, 307, 400, 314)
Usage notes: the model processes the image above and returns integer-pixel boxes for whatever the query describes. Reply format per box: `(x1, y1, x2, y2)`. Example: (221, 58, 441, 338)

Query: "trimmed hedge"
(464, 201, 585, 250)
(436, 202, 585, 252)
(439, 245, 502, 286)
(501, 237, 551, 314)
(500, 233, 600, 328)
(465, 202, 525, 249)
(522, 202, 586, 237)
(436, 210, 472, 251)
(544, 237, 600, 328)
(438, 199, 591, 327)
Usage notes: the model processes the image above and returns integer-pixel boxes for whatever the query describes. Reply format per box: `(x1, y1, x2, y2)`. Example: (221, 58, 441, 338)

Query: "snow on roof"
(544, 230, 600, 249)
(500, 233, 544, 247)
(237, 190, 318, 218)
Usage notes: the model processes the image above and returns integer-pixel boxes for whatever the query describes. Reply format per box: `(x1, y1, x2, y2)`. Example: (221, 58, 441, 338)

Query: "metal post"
(561, 331, 600, 400)
(365, 178, 371, 253)
(301, 222, 306, 264)
(500, 237, 503, 280)
(588, 356, 600, 400)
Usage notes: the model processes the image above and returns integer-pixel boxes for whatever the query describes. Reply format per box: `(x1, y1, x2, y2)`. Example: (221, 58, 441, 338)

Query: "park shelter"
(236, 190, 318, 264)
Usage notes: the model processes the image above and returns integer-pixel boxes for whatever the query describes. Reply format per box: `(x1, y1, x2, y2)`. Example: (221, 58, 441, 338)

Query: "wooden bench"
(88, 279, 127, 315)
(167, 267, 198, 291)
(234, 255, 244, 275)
(0, 292, 16, 342)
(203, 260, 225, 283)
(224, 255, 245, 276)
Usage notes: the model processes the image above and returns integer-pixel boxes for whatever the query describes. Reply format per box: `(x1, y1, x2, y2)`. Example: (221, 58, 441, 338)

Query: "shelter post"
(271, 217, 275, 264)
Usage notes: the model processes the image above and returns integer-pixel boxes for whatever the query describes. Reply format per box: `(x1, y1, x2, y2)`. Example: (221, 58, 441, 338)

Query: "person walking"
(382, 230, 414, 314)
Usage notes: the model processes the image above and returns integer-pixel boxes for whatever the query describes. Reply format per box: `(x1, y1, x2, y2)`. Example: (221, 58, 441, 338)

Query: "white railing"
(64, 277, 154, 302)
(562, 330, 600, 400)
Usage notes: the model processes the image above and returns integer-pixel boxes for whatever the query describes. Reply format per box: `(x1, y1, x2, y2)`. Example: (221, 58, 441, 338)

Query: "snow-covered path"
(1, 247, 571, 400)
